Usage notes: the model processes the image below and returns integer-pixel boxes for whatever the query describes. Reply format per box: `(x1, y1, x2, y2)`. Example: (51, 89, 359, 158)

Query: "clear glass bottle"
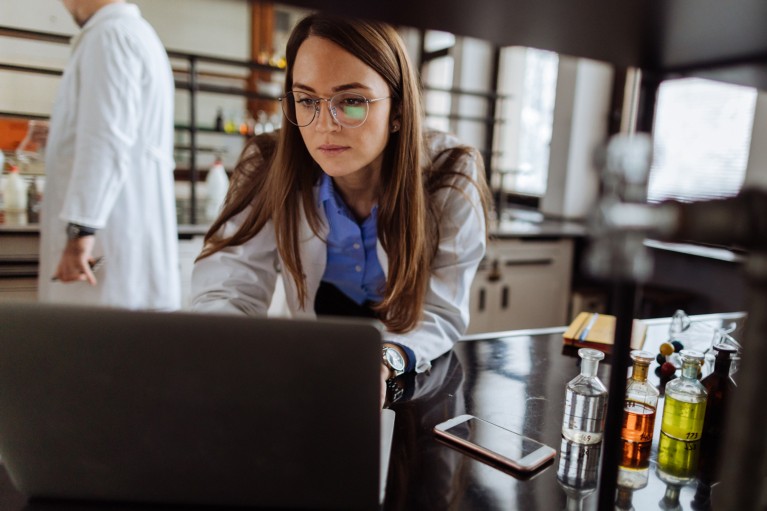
(562, 348, 608, 445)
(556, 438, 600, 511)
(621, 350, 659, 445)
(660, 350, 707, 442)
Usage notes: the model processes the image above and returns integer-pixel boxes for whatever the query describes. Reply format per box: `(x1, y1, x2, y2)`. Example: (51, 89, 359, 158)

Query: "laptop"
(0, 302, 393, 510)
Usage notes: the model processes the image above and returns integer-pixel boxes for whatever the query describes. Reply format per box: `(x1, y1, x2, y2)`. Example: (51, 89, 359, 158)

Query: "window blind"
(648, 78, 757, 203)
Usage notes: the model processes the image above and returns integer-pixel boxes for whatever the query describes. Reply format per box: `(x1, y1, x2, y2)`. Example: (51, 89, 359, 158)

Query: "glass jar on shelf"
(561, 348, 608, 445)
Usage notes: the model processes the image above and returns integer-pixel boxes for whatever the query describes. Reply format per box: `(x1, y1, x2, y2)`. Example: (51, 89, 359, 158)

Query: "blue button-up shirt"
(319, 173, 385, 305)
(319, 173, 415, 372)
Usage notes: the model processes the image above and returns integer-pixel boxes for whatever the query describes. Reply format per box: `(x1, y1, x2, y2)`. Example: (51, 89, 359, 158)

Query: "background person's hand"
(53, 235, 98, 285)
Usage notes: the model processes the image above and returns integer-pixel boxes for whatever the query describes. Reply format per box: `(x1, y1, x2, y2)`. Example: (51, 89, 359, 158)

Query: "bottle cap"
(679, 349, 704, 363)
(712, 343, 737, 355)
(578, 348, 605, 361)
(630, 350, 654, 364)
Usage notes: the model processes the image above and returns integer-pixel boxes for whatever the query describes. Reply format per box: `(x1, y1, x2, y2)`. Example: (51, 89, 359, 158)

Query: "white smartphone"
(433, 414, 556, 473)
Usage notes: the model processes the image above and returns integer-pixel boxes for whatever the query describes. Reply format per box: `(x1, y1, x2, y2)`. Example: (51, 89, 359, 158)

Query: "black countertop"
(0, 311, 747, 510)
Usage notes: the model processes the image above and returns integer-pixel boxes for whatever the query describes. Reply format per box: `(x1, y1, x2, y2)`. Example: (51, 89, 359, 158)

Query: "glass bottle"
(657, 431, 701, 510)
(556, 437, 600, 511)
(696, 343, 738, 497)
(660, 350, 707, 442)
(562, 348, 608, 445)
(621, 350, 659, 445)
(615, 439, 651, 511)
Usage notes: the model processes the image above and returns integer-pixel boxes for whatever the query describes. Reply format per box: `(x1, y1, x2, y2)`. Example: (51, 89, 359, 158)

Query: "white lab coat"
(38, 3, 180, 310)
(191, 132, 487, 372)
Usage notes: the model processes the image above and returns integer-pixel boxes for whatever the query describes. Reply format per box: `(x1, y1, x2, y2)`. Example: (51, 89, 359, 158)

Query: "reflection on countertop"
(492, 207, 586, 239)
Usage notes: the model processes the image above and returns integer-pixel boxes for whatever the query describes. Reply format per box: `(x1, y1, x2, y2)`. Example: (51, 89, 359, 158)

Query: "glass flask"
(621, 350, 659, 445)
(562, 348, 608, 444)
(660, 350, 707, 442)
(556, 437, 600, 511)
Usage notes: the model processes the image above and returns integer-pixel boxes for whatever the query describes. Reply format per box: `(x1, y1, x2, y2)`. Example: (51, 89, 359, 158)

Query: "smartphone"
(433, 414, 556, 473)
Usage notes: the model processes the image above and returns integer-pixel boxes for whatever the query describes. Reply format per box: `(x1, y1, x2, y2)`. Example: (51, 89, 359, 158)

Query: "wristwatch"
(66, 223, 97, 240)
(382, 346, 406, 379)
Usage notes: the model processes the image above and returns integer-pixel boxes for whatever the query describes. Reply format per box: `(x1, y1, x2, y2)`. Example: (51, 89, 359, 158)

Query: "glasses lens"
(330, 93, 369, 128)
(282, 92, 317, 127)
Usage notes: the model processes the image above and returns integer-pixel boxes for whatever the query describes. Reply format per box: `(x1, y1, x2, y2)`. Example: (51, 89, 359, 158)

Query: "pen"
(579, 313, 599, 341)
(51, 257, 105, 282)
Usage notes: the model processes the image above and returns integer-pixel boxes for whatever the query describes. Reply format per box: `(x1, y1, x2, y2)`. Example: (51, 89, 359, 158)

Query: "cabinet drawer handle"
(478, 288, 486, 311)
(501, 286, 509, 309)
(504, 258, 554, 267)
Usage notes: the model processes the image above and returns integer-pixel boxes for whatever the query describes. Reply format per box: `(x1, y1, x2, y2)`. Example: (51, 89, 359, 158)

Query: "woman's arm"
(190, 210, 280, 315)
(386, 149, 488, 372)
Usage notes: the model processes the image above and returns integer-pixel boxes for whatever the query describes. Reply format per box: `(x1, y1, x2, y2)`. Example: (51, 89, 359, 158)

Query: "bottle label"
(562, 390, 607, 445)
(661, 395, 706, 441)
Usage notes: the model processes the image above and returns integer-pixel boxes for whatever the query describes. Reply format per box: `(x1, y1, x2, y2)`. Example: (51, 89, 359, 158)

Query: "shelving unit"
(0, 25, 285, 224)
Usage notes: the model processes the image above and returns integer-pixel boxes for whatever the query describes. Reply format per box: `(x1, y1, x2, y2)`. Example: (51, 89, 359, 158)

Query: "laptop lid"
(0, 303, 383, 510)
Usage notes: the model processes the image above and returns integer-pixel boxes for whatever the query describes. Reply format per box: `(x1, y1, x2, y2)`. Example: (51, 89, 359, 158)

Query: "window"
(421, 30, 456, 133)
(494, 47, 558, 197)
(648, 78, 757, 203)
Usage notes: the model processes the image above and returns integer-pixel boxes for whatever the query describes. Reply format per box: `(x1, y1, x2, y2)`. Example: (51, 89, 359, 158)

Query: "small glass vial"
(660, 350, 707, 441)
(621, 350, 659, 445)
(562, 348, 608, 445)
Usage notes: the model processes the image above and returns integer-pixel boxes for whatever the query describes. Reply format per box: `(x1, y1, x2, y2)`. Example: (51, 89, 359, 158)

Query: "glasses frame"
(279, 91, 391, 129)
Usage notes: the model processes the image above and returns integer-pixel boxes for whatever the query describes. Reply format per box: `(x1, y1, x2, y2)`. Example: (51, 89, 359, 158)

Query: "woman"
(191, 12, 491, 403)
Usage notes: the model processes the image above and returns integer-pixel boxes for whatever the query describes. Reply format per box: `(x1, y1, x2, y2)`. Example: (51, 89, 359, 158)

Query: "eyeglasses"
(279, 91, 391, 128)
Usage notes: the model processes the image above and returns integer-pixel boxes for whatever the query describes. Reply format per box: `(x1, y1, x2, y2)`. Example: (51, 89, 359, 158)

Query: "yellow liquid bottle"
(660, 350, 707, 441)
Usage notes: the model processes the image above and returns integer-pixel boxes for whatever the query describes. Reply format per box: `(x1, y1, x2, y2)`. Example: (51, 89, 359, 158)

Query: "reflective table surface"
(0, 312, 746, 510)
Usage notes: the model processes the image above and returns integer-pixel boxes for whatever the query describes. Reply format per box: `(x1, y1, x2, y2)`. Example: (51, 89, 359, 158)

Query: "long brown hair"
(199, 13, 491, 333)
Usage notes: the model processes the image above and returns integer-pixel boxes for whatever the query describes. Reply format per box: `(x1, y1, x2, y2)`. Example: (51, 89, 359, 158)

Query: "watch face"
(384, 348, 405, 371)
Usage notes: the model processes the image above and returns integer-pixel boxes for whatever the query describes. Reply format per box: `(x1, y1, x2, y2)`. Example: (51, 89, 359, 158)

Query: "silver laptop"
(0, 302, 392, 510)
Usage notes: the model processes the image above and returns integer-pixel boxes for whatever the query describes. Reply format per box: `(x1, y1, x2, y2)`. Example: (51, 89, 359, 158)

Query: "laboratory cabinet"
(0, 232, 38, 303)
(467, 237, 573, 333)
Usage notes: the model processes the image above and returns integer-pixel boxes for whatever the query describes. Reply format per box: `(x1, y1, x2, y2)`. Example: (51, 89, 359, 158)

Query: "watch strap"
(67, 223, 97, 240)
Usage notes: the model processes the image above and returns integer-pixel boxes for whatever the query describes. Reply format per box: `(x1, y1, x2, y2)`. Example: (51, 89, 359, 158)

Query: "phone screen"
(434, 415, 555, 472)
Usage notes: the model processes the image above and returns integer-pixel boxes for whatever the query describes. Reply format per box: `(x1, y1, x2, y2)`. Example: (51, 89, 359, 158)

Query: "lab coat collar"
(71, 3, 141, 49)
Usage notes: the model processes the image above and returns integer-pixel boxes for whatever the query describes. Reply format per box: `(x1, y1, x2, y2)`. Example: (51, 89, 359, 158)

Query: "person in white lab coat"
(38, 0, 180, 310)
(191, 13, 490, 404)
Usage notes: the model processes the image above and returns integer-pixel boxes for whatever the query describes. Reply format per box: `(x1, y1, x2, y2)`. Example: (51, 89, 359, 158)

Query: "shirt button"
(355, 265, 362, 272)
(353, 243, 361, 250)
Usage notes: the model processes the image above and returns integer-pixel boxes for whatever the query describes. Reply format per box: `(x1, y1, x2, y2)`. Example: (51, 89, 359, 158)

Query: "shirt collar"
(318, 172, 334, 205)
(318, 172, 379, 219)
(73, 3, 141, 49)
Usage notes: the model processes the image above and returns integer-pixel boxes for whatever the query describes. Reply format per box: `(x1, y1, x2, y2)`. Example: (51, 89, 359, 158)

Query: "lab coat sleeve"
(190, 208, 280, 316)
(59, 27, 143, 228)
(386, 151, 487, 372)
